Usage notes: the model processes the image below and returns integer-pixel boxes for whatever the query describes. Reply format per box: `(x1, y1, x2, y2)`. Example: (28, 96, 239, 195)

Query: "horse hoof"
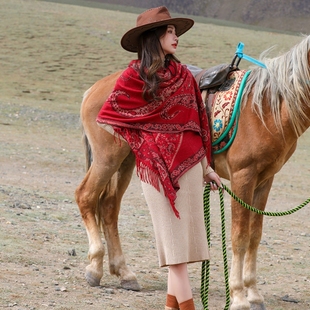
(250, 303, 266, 310)
(85, 271, 101, 287)
(120, 279, 141, 291)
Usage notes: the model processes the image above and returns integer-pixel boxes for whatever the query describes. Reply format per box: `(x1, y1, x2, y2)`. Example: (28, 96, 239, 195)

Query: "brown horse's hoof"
(85, 271, 101, 287)
(250, 303, 266, 310)
(120, 279, 141, 291)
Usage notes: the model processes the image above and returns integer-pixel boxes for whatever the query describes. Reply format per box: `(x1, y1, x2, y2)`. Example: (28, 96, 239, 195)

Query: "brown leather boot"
(165, 294, 179, 310)
(179, 298, 195, 310)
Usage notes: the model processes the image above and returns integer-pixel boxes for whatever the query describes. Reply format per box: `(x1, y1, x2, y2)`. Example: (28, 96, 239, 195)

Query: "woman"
(97, 6, 221, 310)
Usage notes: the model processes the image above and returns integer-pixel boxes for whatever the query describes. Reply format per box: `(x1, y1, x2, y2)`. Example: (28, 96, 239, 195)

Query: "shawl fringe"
(137, 161, 180, 219)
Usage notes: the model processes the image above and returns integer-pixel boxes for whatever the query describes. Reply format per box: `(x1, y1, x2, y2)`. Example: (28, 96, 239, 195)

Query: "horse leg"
(75, 132, 135, 288)
(244, 178, 273, 310)
(229, 172, 256, 310)
(100, 152, 141, 291)
(75, 163, 110, 287)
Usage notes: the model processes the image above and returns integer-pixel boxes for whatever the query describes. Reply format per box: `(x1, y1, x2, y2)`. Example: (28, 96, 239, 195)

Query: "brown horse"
(75, 35, 310, 310)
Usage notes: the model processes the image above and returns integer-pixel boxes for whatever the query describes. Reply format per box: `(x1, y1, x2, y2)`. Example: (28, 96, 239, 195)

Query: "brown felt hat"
(121, 6, 194, 53)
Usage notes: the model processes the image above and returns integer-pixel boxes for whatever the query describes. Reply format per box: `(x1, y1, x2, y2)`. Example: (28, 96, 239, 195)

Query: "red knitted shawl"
(97, 60, 211, 218)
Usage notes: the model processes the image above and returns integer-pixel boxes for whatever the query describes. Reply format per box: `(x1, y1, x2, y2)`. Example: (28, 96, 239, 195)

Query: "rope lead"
(201, 183, 310, 309)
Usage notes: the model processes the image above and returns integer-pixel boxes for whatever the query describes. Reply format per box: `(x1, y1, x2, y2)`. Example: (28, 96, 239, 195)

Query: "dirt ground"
(0, 1, 309, 309)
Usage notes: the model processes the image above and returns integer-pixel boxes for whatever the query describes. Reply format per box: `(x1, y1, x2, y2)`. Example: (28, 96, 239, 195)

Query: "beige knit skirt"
(141, 161, 210, 267)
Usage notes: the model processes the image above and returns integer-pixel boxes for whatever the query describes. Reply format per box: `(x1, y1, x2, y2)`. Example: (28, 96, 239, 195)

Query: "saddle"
(187, 62, 248, 155)
(187, 42, 265, 156)
(187, 63, 239, 90)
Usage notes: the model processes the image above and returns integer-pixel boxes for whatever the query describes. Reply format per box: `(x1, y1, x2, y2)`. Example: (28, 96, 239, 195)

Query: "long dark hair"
(137, 25, 180, 101)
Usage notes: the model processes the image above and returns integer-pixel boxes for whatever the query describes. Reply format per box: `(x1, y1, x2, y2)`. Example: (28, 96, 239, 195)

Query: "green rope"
(201, 184, 230, 310)
(201, 185, 211, 309)
(201, 183, 310, 309)
(222, 183, 310, 216)
(219, 188, 230, 309)
(222, 184, 310, 216)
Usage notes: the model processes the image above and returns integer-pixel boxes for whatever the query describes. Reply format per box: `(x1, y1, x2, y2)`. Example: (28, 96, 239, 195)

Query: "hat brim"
(121, 17, 194, 53)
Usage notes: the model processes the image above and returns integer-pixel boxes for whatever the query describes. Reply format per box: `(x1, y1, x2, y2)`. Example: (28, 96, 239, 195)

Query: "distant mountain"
(89, 0, 310, 34)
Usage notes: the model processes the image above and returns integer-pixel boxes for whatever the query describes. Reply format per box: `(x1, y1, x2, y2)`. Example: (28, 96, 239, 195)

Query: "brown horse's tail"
(81, 127, 104, 230)
(82, 129, 93, 171)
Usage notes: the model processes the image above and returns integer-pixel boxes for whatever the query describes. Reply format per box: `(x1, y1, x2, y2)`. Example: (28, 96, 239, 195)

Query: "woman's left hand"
(204, 171, 222, 191)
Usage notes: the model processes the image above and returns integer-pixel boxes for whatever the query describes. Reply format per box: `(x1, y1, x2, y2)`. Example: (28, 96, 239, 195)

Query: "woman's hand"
(204, 171, 222, 191)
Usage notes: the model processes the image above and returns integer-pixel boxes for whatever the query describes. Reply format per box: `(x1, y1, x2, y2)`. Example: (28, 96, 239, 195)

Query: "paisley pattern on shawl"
(97, 59, 211, 218)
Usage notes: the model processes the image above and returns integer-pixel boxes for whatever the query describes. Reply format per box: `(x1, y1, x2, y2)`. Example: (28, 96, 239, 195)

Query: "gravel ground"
(0, 1, 309, 309)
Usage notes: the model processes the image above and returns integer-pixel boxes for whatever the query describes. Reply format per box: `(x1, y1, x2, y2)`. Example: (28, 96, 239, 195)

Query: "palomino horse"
(75, 35, 310, 310)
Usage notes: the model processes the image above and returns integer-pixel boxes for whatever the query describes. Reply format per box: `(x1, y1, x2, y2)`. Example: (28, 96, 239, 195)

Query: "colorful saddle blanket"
(208, 70, 248, 154)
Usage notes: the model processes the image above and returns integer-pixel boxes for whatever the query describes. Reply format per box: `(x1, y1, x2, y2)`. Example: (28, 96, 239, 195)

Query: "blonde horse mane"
(242, 35, 310, 136)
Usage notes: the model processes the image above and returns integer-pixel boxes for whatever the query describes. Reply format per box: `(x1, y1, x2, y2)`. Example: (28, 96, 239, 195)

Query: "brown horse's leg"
(229, 172, 256, 310)
(75, 163, 110, 286)
(244, 178, 273, 310)
(100, 152, 141, 291)
(75, 130, 136, 288)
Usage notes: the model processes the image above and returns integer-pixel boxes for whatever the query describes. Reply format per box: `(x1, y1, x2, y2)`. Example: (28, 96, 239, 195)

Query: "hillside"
(89, 0, 310, 34)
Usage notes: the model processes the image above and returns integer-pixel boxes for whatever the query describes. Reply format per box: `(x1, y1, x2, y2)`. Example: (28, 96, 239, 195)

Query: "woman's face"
(159, 25, 178, 56)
